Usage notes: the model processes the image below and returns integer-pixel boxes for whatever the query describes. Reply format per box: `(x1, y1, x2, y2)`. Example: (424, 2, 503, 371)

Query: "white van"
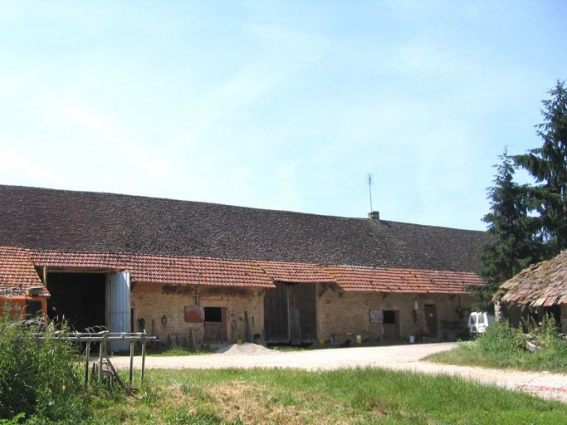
(468, 312, 494, 336)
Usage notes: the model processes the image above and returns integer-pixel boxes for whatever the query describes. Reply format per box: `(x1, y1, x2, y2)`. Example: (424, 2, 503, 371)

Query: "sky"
(0, 1, 566, 231)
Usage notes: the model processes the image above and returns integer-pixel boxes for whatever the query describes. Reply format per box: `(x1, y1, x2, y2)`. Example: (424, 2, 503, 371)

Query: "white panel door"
(109, 271, 131, 351)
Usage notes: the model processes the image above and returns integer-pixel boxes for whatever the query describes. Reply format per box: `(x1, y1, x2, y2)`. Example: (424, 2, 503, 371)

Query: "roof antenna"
(366, 173, 373, 213)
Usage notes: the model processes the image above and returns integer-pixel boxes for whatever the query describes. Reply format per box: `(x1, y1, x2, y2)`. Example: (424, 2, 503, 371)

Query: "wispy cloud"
(59, 104, 168, 179)
(0, 145, 70, 187)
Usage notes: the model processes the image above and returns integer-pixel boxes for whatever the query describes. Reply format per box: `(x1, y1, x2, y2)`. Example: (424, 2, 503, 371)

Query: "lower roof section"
(324, 265, 482, 293)
(0, 246, 45, 293)
(0, 246, 482, 294)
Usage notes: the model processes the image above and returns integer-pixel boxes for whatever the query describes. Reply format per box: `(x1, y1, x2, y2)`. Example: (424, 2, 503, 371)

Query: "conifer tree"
(513, 80, 567, 256)
(474, 81, 567, 309)
(472, 153, 542, 310)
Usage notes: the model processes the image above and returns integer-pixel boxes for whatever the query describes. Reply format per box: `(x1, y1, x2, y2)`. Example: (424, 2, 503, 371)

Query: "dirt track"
(111, 342, 567, 403)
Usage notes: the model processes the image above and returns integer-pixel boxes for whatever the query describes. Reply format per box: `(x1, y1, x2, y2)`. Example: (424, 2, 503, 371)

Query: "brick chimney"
(368, 211, 380, 222)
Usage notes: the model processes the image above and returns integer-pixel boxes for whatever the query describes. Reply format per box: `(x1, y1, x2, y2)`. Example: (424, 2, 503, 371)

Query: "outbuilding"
(497, 250, 567, 333)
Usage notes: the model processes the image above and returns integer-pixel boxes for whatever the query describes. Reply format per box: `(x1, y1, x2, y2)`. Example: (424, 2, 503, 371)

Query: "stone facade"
(131, 282, 264, 347)
(316, 285, 473, 344)
(130, 282, 474, 347)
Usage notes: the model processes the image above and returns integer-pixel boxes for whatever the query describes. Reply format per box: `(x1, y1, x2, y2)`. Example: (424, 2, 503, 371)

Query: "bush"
(429, 317, 567, 372)
(475, 320, 525, 355)
(0, 319, 89, 423)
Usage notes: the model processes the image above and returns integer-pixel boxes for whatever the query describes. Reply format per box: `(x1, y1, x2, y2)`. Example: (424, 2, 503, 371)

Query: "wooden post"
(129, 341, 134, 384)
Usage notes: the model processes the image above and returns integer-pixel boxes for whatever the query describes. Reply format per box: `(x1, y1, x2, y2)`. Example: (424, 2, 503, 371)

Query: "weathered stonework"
(316, 285, 473, 344)
(131, 282, 264, 347)
(129, 282, 474, 347)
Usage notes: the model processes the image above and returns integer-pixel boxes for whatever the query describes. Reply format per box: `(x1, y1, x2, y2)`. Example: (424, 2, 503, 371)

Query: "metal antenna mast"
(367, 173, 373, 212)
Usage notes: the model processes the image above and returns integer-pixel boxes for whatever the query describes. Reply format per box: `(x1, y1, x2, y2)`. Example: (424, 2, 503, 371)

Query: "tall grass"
(428, 318, 567, 372)
(86, 367, 567, 424)
(0, 319, 90, 423)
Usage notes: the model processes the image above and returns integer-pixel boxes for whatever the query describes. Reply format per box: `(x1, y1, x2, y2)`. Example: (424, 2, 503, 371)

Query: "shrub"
(0, 319, 89, 423)
(475, 320, 525, 355)
(430, 317, 567, 372)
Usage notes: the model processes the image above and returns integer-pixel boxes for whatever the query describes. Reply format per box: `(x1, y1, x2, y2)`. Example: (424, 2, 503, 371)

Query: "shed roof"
(23, 248, 480, 294)
(0, 246, 44, 293)
(324, 265, 482, 293)
(32, 251, 274, 288)
(499, 250, 567, 306)
(0, 185, 486, 271)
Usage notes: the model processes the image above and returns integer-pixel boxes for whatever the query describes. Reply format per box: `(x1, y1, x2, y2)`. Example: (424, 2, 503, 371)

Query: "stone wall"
(131, 282, 264, 347)
(130, 282, 474, 347)
(316, 285, 473, 344)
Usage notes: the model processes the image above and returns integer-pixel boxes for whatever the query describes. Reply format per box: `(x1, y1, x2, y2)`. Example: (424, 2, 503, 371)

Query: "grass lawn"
(426, 340, 567, 373)
(85, 367, 567, 425)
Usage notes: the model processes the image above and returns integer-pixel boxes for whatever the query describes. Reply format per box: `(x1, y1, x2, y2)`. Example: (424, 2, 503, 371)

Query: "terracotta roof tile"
(32, 251, 274, 288)
(324, 265, 482, 294)
(0, 246, 44, 292)
(11, 249, 482, 294)
(257, 261, 334, 283)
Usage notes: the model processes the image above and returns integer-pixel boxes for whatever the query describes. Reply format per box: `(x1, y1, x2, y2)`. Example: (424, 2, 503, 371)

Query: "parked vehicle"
(468, 311, 494, 336)
(0, 286, 48, 320)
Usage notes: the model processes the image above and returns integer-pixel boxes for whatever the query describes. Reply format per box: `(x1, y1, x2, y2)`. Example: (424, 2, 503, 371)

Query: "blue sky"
(0, 1, 565, 231)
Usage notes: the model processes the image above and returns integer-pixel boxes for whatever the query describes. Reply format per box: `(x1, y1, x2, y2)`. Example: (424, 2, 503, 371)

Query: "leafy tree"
(474, 81, 567, 309)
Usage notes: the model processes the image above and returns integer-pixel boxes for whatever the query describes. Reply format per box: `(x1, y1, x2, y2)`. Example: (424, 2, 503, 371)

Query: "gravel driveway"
(112, 342, 567, 404)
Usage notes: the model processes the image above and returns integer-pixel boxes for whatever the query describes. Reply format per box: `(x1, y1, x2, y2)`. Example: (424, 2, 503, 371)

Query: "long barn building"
(0, 184, 487, 347)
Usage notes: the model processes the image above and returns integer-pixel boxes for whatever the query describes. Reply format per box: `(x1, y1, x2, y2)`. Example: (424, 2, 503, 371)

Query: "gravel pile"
(216, 342, 275, 356)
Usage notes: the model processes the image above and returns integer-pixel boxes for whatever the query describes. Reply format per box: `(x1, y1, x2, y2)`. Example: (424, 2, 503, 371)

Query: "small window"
(25, 300, 42, 318)
(383, 310, 396, 324)
(204, 307, 222, 323)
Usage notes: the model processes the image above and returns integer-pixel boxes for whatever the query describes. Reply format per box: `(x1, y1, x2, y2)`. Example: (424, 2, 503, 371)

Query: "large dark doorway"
(47, 272, 106, 331)
(264, 282, 316, 345)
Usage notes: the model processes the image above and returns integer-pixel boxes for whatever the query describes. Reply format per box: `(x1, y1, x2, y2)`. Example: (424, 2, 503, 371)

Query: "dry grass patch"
(207, 380, 328, 425)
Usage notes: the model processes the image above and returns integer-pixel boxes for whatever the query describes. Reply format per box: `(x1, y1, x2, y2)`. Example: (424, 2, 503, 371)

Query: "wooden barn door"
(424, 304, 438, 337)
(264, 283, 316, 345)
(264, 283, 290, 343)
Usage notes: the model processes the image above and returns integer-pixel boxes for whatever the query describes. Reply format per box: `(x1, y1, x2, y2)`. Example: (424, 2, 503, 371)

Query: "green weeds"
(0, 319, 91, 423)
(87, 368, 567, 424)
(429, 318, 567, 372)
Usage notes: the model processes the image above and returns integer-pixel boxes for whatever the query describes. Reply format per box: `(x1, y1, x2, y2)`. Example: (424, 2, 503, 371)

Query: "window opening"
(383, 310, 396, 324)
(204, 307, 222, 322)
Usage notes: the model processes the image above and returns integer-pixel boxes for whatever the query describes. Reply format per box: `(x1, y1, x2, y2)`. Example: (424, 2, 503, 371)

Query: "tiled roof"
(0, 185, 487, 271)
(134, 256, 274, 288)
(324, 265, 483, 294)
(33, 251, 125, 269)
(0, 246, 44, 292)
(32, 251, 274, 288)
(0, 246, 481, 293)
(500, 250, 567, 306)
(256, 261, 334, 283)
